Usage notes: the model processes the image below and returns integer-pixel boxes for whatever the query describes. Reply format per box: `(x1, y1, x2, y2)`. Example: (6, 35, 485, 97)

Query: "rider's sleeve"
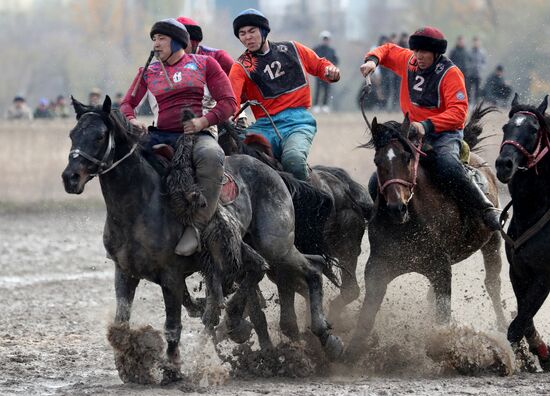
(425, 67, 468, 133)
(213, 49, 235, 76)
(120, 67, 147, 121)
(365, 43, 412, 79)
(294, 41, 336, 82)
(204, 57, 238, 125)
(229, 63, 248, 109)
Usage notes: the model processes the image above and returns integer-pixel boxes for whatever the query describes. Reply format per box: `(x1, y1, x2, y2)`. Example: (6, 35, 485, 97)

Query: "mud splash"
(107, 323, 165, 384)
(426, 325, 515, 376)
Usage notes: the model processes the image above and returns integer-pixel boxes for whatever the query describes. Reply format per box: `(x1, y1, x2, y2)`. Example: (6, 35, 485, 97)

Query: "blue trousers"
(246, 107, 316, 180)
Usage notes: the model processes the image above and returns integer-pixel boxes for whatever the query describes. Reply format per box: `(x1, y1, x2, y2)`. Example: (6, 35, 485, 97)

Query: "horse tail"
(463, 102, 498, 151)
(313, 165, 373, 220)
(278, 172, 335, 258)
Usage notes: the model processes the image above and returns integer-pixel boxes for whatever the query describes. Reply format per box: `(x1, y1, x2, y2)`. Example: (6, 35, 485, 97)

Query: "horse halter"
(377, 137, 426, 202)
(68, 113, 138, 177)
(500, 111, 550, 170)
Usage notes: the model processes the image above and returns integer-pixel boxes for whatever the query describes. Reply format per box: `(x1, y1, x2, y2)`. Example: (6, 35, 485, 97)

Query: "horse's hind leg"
(248, 286, 273, 350)
(480, 232, 507, 331)
(277, 271, 300, 340)
(114, 266, 140, 323)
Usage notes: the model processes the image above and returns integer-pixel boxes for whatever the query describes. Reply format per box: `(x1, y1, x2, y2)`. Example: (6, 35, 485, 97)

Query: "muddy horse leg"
(480, 232, 507, 332)
(346, 256, 394, 360)
(277, 271, 300, 340)
(328, 233, 362, 323)
(524, 320, 550, 371)
(181, 274, 204, 318)
(114, 266, 140, 324)
(424, 260, 452, 325)
(247, 286, 273, 350)
(161, 282, 184, 380)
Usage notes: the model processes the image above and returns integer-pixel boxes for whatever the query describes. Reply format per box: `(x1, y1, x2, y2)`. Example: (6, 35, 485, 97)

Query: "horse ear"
(401, 113, 411, 137)
(372, 117, 378, 131)
(537, 95, 548, 114)
(71, 95, 87, 118)
(102, 95, 112, 113)
(511, 92, 519, 108)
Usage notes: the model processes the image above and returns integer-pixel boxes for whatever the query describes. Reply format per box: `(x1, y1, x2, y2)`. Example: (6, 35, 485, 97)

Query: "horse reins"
(378, 137, 426, 202)
(69, 113, 138, 177)
(234, 100, 283, 141)
(500, 111, 550, 170)
(359, 75, 373, 131)
(499, 110, 550, 251)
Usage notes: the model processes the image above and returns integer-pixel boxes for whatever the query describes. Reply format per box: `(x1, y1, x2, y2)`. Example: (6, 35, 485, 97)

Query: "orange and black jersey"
(366, 43, 468, 133)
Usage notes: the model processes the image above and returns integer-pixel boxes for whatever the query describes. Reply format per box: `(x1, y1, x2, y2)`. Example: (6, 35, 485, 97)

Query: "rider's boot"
(430, 155, 501, 231)
(175, 135, 225, 256)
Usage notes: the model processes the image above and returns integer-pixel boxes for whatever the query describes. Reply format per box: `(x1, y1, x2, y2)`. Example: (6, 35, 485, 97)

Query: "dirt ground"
(1, 113, 550, 395)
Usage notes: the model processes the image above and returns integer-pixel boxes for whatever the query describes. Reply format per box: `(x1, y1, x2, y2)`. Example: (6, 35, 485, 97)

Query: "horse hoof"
(202, 308, 221, 329)
(324, 334, 344, 361)
(227, 320, 253, 344)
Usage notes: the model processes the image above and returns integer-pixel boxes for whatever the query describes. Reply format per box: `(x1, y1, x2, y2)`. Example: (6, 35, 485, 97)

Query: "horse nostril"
(496, 158, 513, 171)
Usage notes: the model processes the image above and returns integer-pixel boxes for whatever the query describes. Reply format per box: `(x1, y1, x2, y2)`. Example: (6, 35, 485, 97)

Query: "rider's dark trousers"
(424, 130, 493, 213)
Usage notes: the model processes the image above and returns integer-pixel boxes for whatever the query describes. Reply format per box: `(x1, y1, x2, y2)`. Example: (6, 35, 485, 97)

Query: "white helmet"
(320, 30, 331, 39)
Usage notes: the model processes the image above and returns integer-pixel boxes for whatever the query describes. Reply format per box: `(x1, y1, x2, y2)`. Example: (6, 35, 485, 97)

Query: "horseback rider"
(120, 18, 237, 255)
(229, 8, 340, 181)
(360, 26, 501, 231)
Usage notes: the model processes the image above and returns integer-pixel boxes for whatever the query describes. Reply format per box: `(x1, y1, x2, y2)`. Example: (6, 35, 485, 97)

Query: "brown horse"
(346, 106, 506, 358)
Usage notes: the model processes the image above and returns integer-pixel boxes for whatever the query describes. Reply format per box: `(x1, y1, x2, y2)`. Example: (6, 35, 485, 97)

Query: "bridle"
(68, 112, 138, 177)
(377, 136, 426, 203)
(500, 110, 550, 171)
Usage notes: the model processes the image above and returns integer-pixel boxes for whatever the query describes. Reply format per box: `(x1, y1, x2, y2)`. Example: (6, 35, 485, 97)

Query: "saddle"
(152, 144, 239, 206)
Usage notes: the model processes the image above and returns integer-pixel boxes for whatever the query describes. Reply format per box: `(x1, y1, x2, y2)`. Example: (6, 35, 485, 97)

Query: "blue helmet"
(233, 9, 270, 38)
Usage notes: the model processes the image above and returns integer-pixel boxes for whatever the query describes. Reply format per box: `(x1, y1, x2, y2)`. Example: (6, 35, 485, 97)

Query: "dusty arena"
(1, 113, 549, 395)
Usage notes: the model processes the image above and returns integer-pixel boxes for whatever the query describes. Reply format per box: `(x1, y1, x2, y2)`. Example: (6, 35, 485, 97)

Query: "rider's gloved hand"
(360, 60, 377, 77)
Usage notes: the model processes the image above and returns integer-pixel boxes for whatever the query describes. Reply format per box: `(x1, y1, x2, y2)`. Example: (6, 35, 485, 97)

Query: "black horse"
(218, 122, 373, 322)
(62, 97, 345, 381)
(495, 93, 550, 371)
(346, 106, 506, 358)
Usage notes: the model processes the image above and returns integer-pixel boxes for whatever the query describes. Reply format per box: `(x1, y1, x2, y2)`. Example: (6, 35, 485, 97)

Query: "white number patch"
(263, 61, 285, 80)
(413, 75, 425, 92)
(173, 71, 182, 83)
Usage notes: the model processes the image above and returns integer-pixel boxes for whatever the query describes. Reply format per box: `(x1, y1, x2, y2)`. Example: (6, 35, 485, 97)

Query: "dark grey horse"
(346, 107, 506, 359)
(61, 97, 344, 379)
(218, 123, 373, 322)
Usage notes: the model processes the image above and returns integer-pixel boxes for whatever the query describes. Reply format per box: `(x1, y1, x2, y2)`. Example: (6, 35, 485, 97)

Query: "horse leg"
(248, 286, 273, 350)
(480, 232, 507, 332)
(277, 271, 300, 340)
(328, 222, 363, 323)
(202, 271, 224, 330)
(181, 275, 204, 318)
(424, 262, 452, 325)
(114, 266, 140, 324)
(524, 320, 550, 371)
(161, 283, 184, 379)
(346, 256, 394, 360)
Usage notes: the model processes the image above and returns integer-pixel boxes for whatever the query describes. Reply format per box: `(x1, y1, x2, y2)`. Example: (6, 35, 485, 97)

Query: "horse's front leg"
(425, 261, 452, 324)
(181, 274, 205, 318)
(202, 272, 224, 330)
(161, 282, 183, 378)
(114, 265, 140, 324)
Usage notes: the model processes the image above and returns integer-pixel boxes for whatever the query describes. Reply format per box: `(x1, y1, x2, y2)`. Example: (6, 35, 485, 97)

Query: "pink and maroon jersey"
(121, 53, 236, 132)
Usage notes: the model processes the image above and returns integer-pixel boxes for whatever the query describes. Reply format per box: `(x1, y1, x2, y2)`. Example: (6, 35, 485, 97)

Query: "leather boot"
(430, 156, 501, 231)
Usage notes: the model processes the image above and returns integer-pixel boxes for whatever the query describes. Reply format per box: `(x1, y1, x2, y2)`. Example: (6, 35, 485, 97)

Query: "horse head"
(496, 93, 549, 183)
(367, 113, 422, 224)
(62, 95, 139, 194)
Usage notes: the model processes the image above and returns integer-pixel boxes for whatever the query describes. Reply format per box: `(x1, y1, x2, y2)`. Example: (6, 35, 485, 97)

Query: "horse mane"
(108, 109, 145, 147)
(463, 102, 498, 151)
